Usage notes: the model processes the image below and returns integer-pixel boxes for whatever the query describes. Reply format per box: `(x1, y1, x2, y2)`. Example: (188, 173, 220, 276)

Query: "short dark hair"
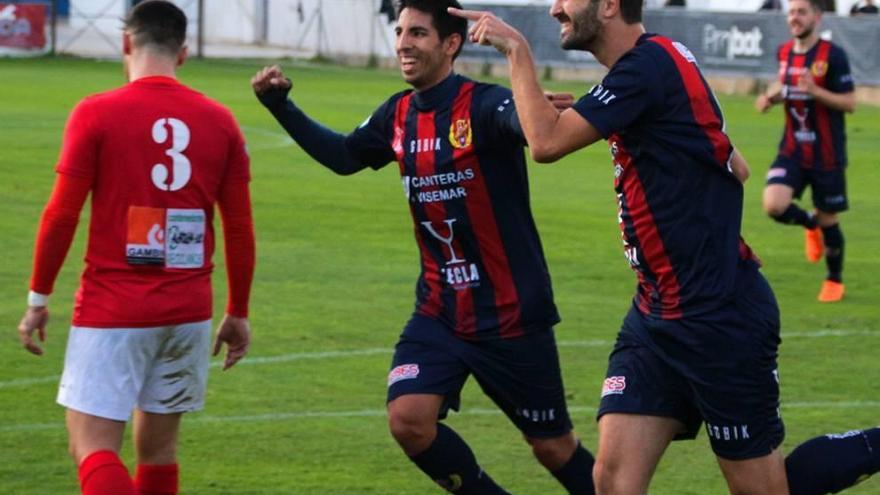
(124, 0, 187, 55)
(395, 0, 468, 59)
(619, 0, 643, 23)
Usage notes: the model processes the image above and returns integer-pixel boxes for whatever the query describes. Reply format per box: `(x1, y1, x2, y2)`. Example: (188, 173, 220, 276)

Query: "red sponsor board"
(0, 3, 47, 50)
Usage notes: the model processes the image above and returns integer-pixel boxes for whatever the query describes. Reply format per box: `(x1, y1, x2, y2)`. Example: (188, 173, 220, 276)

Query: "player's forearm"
(257, 90, 367, 175)
(30, 174, 90, 295)
(218, 182, 255, 318)
(506, 44, 566, 163)
(730, 148, 750, 184)
(812, 88, 856, 113)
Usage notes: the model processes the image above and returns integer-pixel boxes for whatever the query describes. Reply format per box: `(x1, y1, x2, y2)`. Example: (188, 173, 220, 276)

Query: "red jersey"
(53, 76, 250, 327)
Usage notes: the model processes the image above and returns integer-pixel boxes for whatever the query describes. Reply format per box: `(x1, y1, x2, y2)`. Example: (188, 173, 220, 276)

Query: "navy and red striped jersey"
(573, 34, 756, 319)
(776, 39, 854, 170)
(345, 74, 559, 340)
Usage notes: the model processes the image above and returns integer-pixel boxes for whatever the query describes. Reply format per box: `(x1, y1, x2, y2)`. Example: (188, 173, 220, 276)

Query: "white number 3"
(151, 118, 191, 191)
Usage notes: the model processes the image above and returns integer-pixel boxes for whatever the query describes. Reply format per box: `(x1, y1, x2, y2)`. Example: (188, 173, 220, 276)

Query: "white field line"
(240, 125, 294, 151)
(1, 328, 875, 391)
(3, 401, 880, 434)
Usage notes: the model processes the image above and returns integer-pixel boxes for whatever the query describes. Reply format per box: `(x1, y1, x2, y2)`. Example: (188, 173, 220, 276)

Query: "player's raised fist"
(251, 65, 292, 95)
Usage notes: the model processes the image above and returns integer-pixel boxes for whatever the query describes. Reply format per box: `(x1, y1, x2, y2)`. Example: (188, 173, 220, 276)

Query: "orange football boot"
(817, 280, 845, 303)
(805, 227, 823, 263)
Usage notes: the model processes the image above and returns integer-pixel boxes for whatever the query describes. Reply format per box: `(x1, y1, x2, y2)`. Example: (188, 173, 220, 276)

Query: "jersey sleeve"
(30, 173, 91, 295)
(474, 85, 526, 147)
(827, 46, 855, 93)
(225, 114, 252, 184)
(344, 96, 398, 170)
(55, 99, 100, 180)
(572, 51, 662, 138)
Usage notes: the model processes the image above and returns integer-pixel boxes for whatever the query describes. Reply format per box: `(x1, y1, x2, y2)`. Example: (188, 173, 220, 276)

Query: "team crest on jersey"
(448, 119, 472, 149)
(811, 60, 828, 78)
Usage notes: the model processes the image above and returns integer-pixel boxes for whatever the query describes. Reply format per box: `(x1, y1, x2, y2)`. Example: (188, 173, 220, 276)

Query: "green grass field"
(0, 56, 877, 494)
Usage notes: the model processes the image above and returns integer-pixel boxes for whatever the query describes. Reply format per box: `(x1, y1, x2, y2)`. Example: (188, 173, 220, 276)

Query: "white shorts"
(57, 320, 212, 421)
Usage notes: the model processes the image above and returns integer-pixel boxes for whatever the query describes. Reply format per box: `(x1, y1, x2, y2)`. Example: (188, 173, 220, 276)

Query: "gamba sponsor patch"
(127, 206, 205, 268)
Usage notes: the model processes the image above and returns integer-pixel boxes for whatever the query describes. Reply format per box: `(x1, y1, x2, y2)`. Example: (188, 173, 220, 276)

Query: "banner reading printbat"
(0, 3, 47, 51)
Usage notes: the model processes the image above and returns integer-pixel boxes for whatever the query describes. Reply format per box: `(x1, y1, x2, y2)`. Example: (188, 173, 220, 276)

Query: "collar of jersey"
(412, 73, 461, 112)
(131, 75, 180, 86)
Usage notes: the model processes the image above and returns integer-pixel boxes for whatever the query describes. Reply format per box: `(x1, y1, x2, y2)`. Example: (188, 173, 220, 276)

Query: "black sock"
(409, 423, 510, 494)
(550, 441, 596, 494)
(771, 204, 817, 228)
(821, 224, 844, 282)
(786, 427, 880, 495)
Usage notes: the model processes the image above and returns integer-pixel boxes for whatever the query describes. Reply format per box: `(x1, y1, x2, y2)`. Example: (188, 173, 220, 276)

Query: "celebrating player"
(449, 1, 878, 494)
(755, 0, 856, 302)
(252, 1, 595, 493)
(16, 2, 255, 494)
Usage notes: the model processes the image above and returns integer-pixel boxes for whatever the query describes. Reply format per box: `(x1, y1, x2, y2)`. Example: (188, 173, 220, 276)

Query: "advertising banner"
(0, 3, 47, 51)
(462, 4, 880, 85)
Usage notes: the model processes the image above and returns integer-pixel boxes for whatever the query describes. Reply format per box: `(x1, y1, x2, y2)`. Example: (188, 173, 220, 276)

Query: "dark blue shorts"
(766, 156, 848, 213)
(387, 314, 573, 438)
(598, 266, 785, 460)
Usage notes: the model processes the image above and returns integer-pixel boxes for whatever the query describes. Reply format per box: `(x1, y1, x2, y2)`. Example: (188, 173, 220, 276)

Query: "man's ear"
(601, 0, 620, 20)
(122, 31, 133, 56)
(177, 45, 189, 67)
(446, 33, 463, 57)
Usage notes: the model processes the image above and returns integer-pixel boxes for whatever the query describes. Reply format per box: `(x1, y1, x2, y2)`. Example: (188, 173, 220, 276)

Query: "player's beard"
(791, 17, 816, 40)
(560, 0, 602, 51)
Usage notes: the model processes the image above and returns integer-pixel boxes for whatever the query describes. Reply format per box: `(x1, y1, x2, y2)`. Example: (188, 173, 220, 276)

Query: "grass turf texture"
(0, 57, 878, 494)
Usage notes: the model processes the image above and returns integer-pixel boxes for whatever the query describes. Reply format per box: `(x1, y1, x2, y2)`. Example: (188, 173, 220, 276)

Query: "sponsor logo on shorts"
(766, 168, 787, 180)
(824, 194, 846, 205)
(601, 376, 626, 397)
(706, 422, 751, 441)
(387, 364, 419, 386)
(516, 408, 557, 423)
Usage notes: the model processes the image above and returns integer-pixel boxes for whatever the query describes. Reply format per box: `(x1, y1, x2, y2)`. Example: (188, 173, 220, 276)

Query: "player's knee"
(387, 409, 435, 455)
(526, 435, 576, 471)
(593, 457, 630, 495)
(763, 199, 788, 218)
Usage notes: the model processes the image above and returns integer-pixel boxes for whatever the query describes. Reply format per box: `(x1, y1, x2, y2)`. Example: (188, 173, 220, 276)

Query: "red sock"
(78, 450, 135, 495)
(134, 463, 179, 495)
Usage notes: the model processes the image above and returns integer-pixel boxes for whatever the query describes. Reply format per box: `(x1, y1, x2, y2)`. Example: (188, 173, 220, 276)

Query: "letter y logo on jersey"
(421, 219, 481, 290)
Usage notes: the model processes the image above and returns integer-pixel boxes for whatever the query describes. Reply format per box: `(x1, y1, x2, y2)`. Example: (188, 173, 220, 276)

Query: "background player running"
(755, 0, 856, 303)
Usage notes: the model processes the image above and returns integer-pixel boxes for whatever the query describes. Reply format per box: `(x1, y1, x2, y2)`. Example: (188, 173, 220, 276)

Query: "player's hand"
(213, 315, 251, 370)
(797, 74, 817, 96)
(251, 65, 292, 96)
(18, 306, 48, 356)
(448, 8, 526, 56)
(755, 94, 772, 113)
(545, 91, 575, 111)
